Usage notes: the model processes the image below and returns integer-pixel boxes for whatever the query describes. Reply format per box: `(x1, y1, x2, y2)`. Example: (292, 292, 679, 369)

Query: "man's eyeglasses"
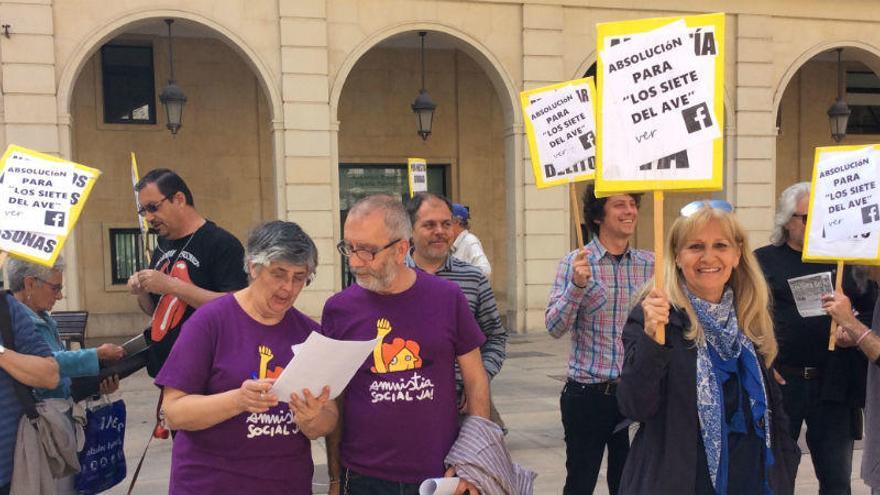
(791, 213, 808, 224)
(35, 278, 63, 294)
(680, 199, 734, 218)
(136, 195, 173, 216)
(336, 239, 401, 262)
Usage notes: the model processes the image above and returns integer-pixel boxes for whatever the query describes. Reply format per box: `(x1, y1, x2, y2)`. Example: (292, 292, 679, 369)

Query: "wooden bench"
(52, 311, 88, 350)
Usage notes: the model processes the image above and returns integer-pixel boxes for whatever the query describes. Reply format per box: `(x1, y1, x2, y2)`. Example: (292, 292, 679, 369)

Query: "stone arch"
(772, 40, 880, 124)
(329, 22, 520, 127)
(56, 9, 282, 122)
(329, 22, 525, 330)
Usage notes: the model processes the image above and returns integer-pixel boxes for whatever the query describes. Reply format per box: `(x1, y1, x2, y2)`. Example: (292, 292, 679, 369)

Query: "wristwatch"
(0, 344, 5, 355)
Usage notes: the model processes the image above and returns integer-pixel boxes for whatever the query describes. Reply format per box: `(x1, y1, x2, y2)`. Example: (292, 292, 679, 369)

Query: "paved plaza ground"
(100, 333, 872, 494)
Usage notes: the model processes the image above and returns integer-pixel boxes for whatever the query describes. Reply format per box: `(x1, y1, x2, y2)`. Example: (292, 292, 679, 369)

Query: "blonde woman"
(617, 201, 800, 495)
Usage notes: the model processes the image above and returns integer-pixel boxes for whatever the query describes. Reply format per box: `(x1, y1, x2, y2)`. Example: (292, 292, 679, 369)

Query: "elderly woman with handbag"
(6, 256, 125, 494)
(617, 201, 801, 495)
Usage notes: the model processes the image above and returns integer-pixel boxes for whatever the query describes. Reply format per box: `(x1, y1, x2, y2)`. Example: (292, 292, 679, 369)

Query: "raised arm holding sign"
(802, 145, 880, 350)
(596, 13, 725, 344)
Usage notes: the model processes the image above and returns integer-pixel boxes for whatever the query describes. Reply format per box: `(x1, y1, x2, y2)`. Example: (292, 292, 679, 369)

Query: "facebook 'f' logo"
(44, 211, 65, 228)
(862, 204, 880, 224)
(682, 102, 713, 134)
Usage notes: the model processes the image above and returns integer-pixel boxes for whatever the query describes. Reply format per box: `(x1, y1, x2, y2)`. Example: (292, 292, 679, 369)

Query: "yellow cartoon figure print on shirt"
(370, 318, 423, 374)
(256, 345, 284, 379)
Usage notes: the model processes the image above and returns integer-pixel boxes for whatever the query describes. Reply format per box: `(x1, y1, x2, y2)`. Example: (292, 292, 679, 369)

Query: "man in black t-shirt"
(127, 169, 247, 378)
(755, 181, 876, 495)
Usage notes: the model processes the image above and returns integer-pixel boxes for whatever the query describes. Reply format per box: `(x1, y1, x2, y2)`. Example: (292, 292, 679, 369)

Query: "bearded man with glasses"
(755, 181, 877, 495)
(322, 194, 489, 495)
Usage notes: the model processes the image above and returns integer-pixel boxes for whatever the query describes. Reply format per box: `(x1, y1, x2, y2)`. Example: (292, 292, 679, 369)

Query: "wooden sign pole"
(828, 260, 845, 351)
(570, 184, 585, 249)
(654, 191, 666, 345)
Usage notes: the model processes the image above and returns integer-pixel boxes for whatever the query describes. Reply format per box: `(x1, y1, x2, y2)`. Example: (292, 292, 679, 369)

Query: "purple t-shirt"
(155, 294, 319, 495)
(320, 270, 486, 483)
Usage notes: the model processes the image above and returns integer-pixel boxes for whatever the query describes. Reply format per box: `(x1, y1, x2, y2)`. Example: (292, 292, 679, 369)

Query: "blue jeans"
(341, 468, 421, 495)
(780, 375, 855, 495)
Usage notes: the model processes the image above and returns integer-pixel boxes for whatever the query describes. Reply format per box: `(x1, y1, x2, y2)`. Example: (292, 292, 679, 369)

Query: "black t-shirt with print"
(143, 220, 247, 377)
(754, 243, 876, 368)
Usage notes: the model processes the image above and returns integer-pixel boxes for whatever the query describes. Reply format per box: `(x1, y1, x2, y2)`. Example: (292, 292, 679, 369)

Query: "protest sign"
(521, 78, 598, 188)
(408, 158, 428, 197)
(0, 145, 101, 266)
(803, 145, 880, 264)
(595, 12, 724, 196)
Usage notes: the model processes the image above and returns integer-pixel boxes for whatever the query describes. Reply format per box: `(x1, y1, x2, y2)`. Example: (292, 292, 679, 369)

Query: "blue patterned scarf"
(688, 287, 774, 495)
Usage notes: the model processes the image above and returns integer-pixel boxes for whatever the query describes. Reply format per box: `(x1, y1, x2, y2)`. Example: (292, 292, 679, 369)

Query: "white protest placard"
(596, 13, 724, 196)
(408, 158, 428, 197)
(521, 78, 598, 188)
(787, 272, 834, 317)
(270, 332, 378, 400)
(0, 145, 101, 267)
(0, 146, 99, 236)
(803, 144, 880, 264)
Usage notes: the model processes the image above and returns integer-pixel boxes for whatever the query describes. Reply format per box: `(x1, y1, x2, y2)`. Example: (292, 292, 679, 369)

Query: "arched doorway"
(775, 46, 880, 199)
(331, 28, 520, 326)
(60, 17, 280, 337)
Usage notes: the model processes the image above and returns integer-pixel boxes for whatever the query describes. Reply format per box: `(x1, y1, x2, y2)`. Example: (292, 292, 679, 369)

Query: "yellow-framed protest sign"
(595, 12, 725, 197)
(521, 77, 598, 189)
(407, 157, 427, 197)
(0, 144, 101, 266)
(803, 144, 880, 265)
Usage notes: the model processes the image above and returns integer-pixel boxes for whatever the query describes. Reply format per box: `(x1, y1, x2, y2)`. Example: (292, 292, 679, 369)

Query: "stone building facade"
(0, 0, 875, 336)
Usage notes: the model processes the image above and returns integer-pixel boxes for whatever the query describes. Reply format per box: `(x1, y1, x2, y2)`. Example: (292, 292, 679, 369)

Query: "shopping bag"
(74, 399, 126, 494)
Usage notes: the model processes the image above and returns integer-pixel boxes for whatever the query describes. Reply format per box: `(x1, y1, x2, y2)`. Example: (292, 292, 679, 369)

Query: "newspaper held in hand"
(787, 272, 834, 317)
(269, 332, 377, 401)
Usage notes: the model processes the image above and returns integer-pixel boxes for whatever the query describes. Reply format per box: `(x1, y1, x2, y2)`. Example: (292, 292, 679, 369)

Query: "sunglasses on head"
(679, 199, 734, 218)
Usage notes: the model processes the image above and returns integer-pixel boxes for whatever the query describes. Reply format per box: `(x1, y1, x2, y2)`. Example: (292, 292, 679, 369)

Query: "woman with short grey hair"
(155, 221, 337, 495)
(8, 256, 125, 494)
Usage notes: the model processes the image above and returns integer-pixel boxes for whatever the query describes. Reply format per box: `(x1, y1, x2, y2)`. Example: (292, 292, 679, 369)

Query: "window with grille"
(109, 228, 158, 284)
(101, 45, 157, 124)
(847, 71, 880, 135)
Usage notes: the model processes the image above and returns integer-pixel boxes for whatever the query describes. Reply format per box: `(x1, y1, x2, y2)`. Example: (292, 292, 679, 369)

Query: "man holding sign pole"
(755, 182, 876, 495)
(545, 184, 653, 495)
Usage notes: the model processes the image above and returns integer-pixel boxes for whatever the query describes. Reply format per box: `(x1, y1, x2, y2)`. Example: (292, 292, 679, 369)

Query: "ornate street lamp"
(827, 48, 851, 143)
(159, 19, 187, 135)
(411, 31, 437, 141)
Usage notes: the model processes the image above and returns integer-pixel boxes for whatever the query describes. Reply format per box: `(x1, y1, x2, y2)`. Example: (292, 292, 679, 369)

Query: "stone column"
(734, 14, 777, 244)
(0, 2, 77, 308)
(278, 0, 337, 319)
(521, 4, 570, 332)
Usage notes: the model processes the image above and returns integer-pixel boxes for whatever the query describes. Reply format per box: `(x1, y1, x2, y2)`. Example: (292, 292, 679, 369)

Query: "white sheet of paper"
(270, 332, 377, 400)
(787, 272, 834, 318)
(419, 477, 460, 495)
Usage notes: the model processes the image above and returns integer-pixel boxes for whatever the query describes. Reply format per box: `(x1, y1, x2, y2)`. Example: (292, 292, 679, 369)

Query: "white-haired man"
(755, 181, 877, 495)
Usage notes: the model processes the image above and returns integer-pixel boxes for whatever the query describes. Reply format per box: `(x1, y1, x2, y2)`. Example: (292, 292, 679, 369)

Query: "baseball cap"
(451, 203, 469, 221)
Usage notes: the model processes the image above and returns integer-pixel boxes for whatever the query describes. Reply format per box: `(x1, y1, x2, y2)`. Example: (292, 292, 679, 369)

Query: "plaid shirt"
(545, 238, 654, 384)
